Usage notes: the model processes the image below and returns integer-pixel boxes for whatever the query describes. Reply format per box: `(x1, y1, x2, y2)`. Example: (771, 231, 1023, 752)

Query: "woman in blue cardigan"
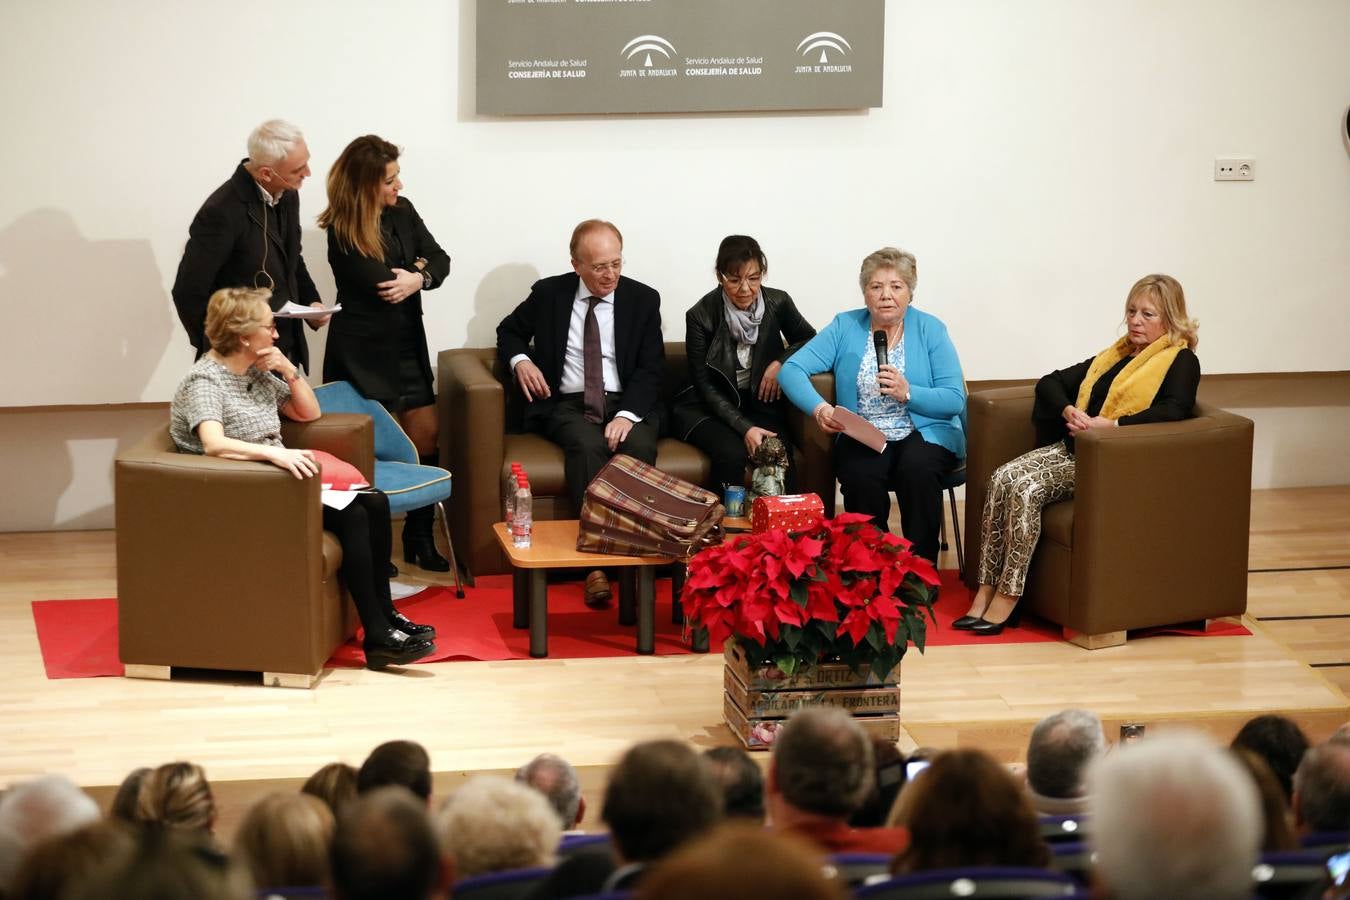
(780, 247, 965, 563)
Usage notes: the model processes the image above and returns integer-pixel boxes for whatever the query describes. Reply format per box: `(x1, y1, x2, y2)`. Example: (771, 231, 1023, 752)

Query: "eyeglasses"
(721, 273, 763, 290)
(581, 258, 623, 276)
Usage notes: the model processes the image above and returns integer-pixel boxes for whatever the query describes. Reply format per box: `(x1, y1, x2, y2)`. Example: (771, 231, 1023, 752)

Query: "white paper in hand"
(274, 301, 341, 320)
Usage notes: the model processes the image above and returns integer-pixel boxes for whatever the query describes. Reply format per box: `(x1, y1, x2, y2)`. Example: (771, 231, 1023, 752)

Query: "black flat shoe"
(388, 561, 399, 578)
(363, 629, 436, 669)
(390, 611, 436, 640)
(951, 615, 982, 630)
(970, 606, 1023, 636)
(403, 537, 450, 572)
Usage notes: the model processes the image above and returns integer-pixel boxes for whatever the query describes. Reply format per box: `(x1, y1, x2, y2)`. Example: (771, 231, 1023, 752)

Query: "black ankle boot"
(363, 627, 436, 669)
(402, 505, 450, 572)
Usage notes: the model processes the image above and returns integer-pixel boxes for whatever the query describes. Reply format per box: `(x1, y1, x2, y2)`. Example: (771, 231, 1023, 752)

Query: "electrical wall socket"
(1215, 158, 1255, 181)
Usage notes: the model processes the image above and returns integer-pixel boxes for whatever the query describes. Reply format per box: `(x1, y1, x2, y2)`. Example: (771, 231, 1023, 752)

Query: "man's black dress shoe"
(390, 611, 436, 640)
(363, 629, 436, 669)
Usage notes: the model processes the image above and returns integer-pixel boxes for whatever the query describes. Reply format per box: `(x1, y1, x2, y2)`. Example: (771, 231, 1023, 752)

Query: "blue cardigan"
(780, 306, 966, 458)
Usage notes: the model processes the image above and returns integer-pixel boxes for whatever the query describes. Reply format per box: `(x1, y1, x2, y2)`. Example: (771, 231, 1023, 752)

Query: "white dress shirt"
(511, 281, 641, 422)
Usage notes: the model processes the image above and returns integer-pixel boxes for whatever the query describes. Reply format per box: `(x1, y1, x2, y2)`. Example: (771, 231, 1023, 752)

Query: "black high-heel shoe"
(402, 536, 450, 572)
(363, 628, 436, 669)
(390, 611, 436, 640)
(970, 604, 1023, 636)
(952, 615, 982, 630)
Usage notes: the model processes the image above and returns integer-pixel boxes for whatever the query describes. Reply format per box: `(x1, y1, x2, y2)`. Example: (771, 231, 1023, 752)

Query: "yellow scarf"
(1075, 335, 1187, 420)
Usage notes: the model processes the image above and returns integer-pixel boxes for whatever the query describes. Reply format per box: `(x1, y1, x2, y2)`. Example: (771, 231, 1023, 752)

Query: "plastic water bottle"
(512, 475, 533, 548)
(504, 462, 523, 523)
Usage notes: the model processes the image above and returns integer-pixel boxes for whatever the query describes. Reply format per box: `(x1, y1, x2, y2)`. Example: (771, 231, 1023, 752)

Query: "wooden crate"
(722, 641, 901, 750)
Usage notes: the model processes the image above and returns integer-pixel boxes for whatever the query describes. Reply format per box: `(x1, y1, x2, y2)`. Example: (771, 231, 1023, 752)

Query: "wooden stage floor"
(1, 487, 1346, 836)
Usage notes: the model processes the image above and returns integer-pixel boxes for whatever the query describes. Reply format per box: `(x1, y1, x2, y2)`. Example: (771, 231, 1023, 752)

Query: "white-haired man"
(172, 119, 329, 371)
(1087, 731, 1261, 900)
(516, 752, 586, 832)
(0, 775, 101, 893)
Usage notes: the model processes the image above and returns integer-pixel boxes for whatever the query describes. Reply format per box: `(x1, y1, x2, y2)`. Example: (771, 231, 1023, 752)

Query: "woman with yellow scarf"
(957, 274, 1200, 635)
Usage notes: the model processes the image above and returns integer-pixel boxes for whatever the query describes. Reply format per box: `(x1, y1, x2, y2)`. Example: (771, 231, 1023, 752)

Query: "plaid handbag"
(576, 454, 725, 558)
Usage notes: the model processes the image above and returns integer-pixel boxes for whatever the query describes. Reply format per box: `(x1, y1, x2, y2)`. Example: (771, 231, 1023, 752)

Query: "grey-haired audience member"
(331, 786, 446, 900)
(0, 774, 101, 892)
(1088, 731, 1261, 900)
(702, 746, 766, 823)
(436, 776, 561, 877)
(1291, 741, 1350, 835)
(516, 753, 586, 830)
(1024, 708, 1107, 815)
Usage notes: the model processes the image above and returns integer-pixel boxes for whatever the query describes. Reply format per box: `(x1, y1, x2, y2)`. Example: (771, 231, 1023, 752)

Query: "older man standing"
(496, 219, 665, 605)
(172, 119, 330, 371)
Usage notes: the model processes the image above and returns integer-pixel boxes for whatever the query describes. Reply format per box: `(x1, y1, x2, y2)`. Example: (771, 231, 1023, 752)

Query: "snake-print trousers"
(977, 441, 1077, 597)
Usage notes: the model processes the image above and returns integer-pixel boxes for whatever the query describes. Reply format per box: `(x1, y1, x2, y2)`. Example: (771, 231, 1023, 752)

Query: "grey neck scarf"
(722, 290, 765, 348)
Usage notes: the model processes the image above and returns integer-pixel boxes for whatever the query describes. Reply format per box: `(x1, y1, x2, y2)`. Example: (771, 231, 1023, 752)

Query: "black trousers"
(322, 490, 396, 637)
(543, 394, 659, 513)
(685, 390, 793, 490)
(834, 430, 957, 564)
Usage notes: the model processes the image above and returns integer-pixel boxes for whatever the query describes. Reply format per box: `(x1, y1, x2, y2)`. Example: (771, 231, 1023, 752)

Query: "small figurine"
(748, 435, 789, 503)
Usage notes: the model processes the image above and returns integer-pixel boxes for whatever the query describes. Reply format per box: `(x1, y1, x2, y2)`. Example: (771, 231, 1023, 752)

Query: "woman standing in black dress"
(319, 135, 452, 571)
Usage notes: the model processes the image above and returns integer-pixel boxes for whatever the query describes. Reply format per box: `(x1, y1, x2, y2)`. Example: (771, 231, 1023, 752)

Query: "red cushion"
(311, 450, 369, 490)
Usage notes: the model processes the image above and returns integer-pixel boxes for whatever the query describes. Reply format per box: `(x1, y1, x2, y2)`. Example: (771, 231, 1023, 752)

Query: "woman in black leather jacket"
(671, 235, 817, 491)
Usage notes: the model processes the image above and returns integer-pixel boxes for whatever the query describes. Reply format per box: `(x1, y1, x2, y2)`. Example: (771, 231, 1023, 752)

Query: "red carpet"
(29, 571, 1247, 679)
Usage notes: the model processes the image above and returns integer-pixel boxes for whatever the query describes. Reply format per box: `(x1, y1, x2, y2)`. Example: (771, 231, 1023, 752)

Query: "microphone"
(873, 330, 888, 369)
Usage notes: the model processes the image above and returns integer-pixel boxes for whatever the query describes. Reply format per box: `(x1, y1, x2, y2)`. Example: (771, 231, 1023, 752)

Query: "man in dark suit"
(171, 119, 330, 371)
(496, 219, 665, 603)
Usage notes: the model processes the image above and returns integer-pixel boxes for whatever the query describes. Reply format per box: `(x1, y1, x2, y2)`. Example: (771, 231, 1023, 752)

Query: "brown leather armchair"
(962, 386, 1254, 648)
(115, 414, 374, 687)
(437, 345, 838, 577)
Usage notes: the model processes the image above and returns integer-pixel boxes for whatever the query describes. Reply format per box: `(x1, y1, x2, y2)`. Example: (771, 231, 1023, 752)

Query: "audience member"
(1088, 731, 1260, 900)
(358, 740, 432, 802)
(849, 738, 906, 828)
(702, 746, 766, 823)
(303, 761, 360, 817)
(9, 820, 136, 900)
(496, 218, 665, 607)
(528, 739, 723, 897)
(1292, 741, 1350, 835)
(436, 776, 561, 878)
(68, 827, 253, 900)
(767, 707, 908, 854)
(0, 774, 102, 892)
(330, 786, 447, 900)
(109, 766, 150, 823)
(1024, 708, 1107, 816)
(516, 752, 586, 831)
(132, 761, 217, 835)
(1231, 713, 1310, 802)
(233, 792, 335, 890)
(888, 748, 1049, 873)
(1231, 747, 1299, 850)
(1330, 722, 1350, 747)
(636, 822, 846, 900)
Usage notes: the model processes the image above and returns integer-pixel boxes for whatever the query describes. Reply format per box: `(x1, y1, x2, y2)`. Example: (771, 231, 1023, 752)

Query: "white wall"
(2, 0, 1348, 408)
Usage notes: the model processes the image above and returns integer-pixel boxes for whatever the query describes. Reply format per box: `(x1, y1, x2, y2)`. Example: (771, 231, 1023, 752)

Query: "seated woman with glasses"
(779, 247, 965, 565)
(671, 235, 817, 494)
(169, 287, 436, 669)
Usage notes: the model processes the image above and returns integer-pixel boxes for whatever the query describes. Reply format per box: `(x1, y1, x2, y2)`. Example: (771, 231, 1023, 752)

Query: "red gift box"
(751, 493, 825, 534)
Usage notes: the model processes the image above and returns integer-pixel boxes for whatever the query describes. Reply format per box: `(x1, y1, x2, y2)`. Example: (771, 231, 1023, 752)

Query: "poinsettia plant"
(683, 513, 940, 680)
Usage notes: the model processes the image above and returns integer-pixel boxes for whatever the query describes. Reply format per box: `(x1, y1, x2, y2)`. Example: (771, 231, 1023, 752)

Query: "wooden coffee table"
(492, 520, 674, 658)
